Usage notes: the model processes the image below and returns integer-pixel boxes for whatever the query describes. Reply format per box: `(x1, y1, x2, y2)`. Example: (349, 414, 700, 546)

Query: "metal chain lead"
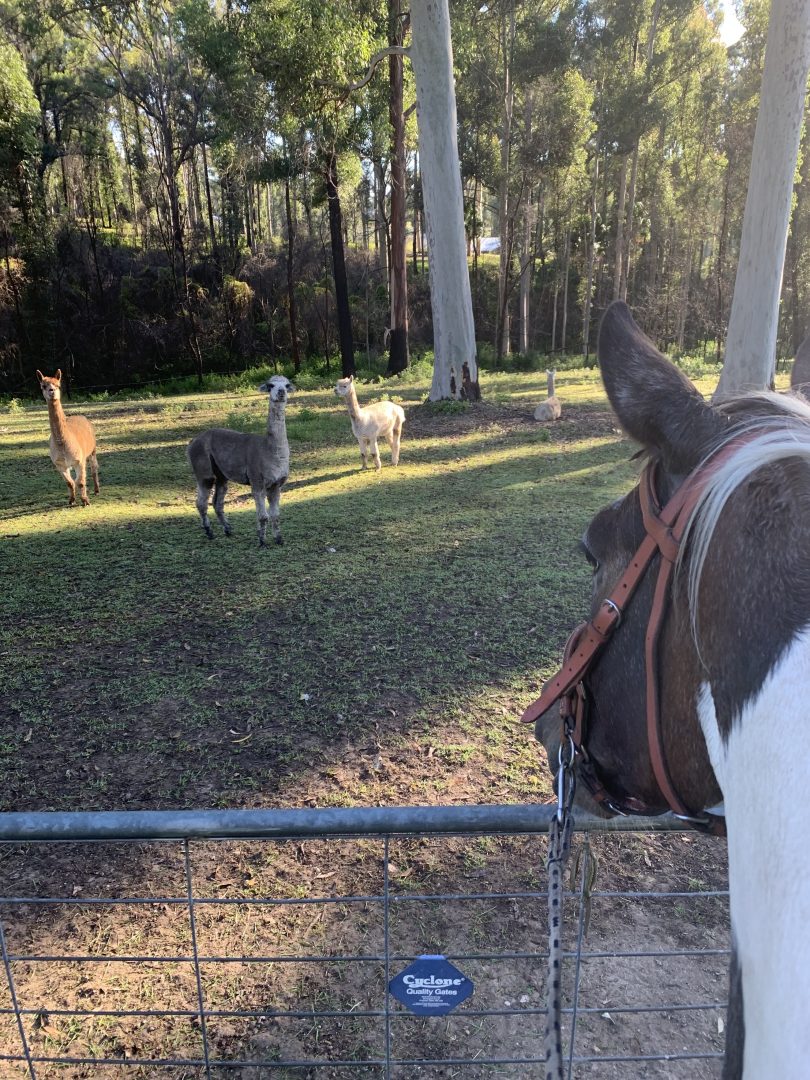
(544, 729, 577, 1080)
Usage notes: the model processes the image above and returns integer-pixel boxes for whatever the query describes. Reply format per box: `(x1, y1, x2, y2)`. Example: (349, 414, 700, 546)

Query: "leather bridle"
(520, 438, 753, 838)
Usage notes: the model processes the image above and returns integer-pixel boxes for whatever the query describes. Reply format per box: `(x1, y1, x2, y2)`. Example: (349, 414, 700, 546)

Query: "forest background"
(0, 0, 807, 399)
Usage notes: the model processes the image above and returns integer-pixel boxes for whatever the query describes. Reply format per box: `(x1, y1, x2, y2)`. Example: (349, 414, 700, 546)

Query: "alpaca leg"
(253, 489, 270, 547)
(267, 481, 284, 545)
(195, 479, 215, 539)
(370, 438, 382, 471)
(213, 478, 232, 536)
(77, 458, 90, 506)
(59, 467, 77, 506)
(89, 452, 100, 494)
(358, 439, 368, 469)
(388, 423, 402, 466)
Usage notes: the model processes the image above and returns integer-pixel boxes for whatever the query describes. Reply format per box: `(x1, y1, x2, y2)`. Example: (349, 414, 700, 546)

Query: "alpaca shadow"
(284, 467, 366, 491)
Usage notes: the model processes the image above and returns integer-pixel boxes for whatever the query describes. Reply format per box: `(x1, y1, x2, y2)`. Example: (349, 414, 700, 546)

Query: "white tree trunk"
(410, 0, 480, 400)
(715, 0, 810, 399)
(519, 192, 533, 354)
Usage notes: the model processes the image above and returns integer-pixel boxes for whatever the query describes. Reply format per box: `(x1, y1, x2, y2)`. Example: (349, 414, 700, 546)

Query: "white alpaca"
(335, 376, 405, 470)
(533, 368, 562, 421)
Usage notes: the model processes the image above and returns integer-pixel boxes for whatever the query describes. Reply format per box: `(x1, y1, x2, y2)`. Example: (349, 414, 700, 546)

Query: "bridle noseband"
(521, 439, 753, 838)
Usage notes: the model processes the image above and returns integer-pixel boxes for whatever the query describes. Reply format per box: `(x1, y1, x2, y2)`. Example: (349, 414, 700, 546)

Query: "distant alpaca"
(36, 369, 100, 506)
(533, 369, 562, 421)
(335, 375, 405, 470)
(187, 376, 293, 547)
(791, 333, 810, 394)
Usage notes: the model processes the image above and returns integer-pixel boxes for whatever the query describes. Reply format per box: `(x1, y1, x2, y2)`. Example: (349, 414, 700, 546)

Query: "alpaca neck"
(47, 398, 70, 445)
(266, 401, 289, 449)
(343, 385, 362, 421)
(547, 373, 556, 398)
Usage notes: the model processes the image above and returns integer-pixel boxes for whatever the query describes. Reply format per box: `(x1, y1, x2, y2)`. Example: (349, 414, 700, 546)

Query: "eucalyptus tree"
(60, 0, 215, 379)
(716, 0, 810, 396)
(410, 0, 479, 398)
(385, 0, 412, 376)
(0, 33, 40, 222)
(0, 31, 40, 373)
(243, 0, 384, 379)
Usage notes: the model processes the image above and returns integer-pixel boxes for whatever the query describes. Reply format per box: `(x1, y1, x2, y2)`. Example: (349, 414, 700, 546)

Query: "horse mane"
(679, 390, 810, 635)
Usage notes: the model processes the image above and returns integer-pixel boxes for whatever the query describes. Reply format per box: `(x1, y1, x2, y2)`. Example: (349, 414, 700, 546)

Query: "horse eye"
(579, 540, 599, 572)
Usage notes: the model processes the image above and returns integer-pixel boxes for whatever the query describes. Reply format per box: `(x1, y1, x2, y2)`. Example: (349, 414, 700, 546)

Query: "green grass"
(0, 365, 730, 814)
(0, 367, 736, 1071)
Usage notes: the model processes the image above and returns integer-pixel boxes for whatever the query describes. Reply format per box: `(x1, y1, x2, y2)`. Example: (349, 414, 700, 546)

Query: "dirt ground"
(0, 825, 728, 1079)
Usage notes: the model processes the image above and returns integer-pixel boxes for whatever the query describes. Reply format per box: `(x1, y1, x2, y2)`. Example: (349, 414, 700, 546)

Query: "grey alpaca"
(187, 376, 294, 547)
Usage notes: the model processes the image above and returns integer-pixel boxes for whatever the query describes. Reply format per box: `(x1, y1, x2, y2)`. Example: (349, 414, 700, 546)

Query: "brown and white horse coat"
(533, 302, 810, 1079)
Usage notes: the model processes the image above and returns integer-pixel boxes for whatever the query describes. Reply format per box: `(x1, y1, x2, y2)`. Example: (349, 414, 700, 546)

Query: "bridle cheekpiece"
(521, 437, 754, 838)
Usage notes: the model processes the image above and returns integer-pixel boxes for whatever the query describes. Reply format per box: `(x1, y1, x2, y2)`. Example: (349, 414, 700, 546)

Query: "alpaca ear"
(258, 380, 270, 392)
(55, 369, 62, 380)
(286, 382, 295, 394)
(36, 369, 44, 383)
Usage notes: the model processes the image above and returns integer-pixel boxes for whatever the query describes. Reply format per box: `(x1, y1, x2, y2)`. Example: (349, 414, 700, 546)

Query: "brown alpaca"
(36, 369, 100, 506)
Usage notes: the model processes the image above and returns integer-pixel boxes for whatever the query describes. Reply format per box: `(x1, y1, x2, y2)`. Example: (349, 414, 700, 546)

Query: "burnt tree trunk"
(325, 151, 355, 378)
(387, 0, 409, 376)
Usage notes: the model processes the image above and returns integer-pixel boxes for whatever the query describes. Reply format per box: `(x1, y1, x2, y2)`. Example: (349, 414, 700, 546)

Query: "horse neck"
(46, 398, 71, 445)
(698, 629, 810, 1076)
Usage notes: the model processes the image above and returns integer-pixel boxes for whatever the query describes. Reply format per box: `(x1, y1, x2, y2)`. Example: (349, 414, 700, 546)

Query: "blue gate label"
(388, 955, 474, 1015)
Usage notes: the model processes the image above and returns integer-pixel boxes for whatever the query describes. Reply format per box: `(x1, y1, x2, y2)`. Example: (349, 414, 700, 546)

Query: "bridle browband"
(520, 437, 754, 838)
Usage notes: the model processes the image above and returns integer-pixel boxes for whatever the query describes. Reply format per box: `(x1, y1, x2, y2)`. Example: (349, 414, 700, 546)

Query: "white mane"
(681, 390, 810, 628)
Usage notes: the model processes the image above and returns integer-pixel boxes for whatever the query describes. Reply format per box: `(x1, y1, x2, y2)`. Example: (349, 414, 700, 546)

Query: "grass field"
(0, 368, 646, 814)
(0, 367, 735, 1076)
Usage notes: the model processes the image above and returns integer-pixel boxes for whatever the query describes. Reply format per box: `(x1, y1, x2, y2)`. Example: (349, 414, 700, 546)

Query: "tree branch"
(343, 45, 410, 97)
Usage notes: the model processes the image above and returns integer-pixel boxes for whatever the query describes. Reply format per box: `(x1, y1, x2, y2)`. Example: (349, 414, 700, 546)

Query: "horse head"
(530, 301, 810, 1077)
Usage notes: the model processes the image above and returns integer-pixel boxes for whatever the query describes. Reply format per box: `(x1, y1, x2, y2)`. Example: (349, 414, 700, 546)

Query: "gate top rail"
(0, 803, 702, 842)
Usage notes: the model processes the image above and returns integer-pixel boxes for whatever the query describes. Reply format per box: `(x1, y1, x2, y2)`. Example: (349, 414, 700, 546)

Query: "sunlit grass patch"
(0, 367, 631, 815)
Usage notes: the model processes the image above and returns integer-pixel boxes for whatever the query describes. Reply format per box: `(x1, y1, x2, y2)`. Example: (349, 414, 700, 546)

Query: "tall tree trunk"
(410, 0, 479, 400)
(387, 0, 410, 376)
(411, 152, 420, 275)
(519, 92, 533, 356)
(324, 151, 356, 378)
(519, 191, 532, 355)
(583, 154, 599, 361)
(284, 168, 301, 374)
(620, 144, 639, 301)
(200, 140, 217, 256)
(496, 0, 515, 360)
(612, 155, 628, 300)
(561, 228, 571, 353)
(373, 158, 389, 286)
(715, 0, 810, 397)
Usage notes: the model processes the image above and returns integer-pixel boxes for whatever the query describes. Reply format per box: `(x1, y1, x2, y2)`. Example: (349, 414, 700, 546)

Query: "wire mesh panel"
(0, 806, 729, 1078)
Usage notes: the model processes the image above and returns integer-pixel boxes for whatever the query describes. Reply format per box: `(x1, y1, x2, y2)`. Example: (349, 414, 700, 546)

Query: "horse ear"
(597, 301, 727, 474)
(790, 333, 810, 389)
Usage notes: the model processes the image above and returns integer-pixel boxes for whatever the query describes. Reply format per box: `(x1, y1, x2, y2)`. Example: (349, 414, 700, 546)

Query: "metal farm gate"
(0, 805, 730, 1078)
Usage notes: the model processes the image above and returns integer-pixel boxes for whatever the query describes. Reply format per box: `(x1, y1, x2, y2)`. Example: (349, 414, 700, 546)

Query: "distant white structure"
(480, 237, 501, 254)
